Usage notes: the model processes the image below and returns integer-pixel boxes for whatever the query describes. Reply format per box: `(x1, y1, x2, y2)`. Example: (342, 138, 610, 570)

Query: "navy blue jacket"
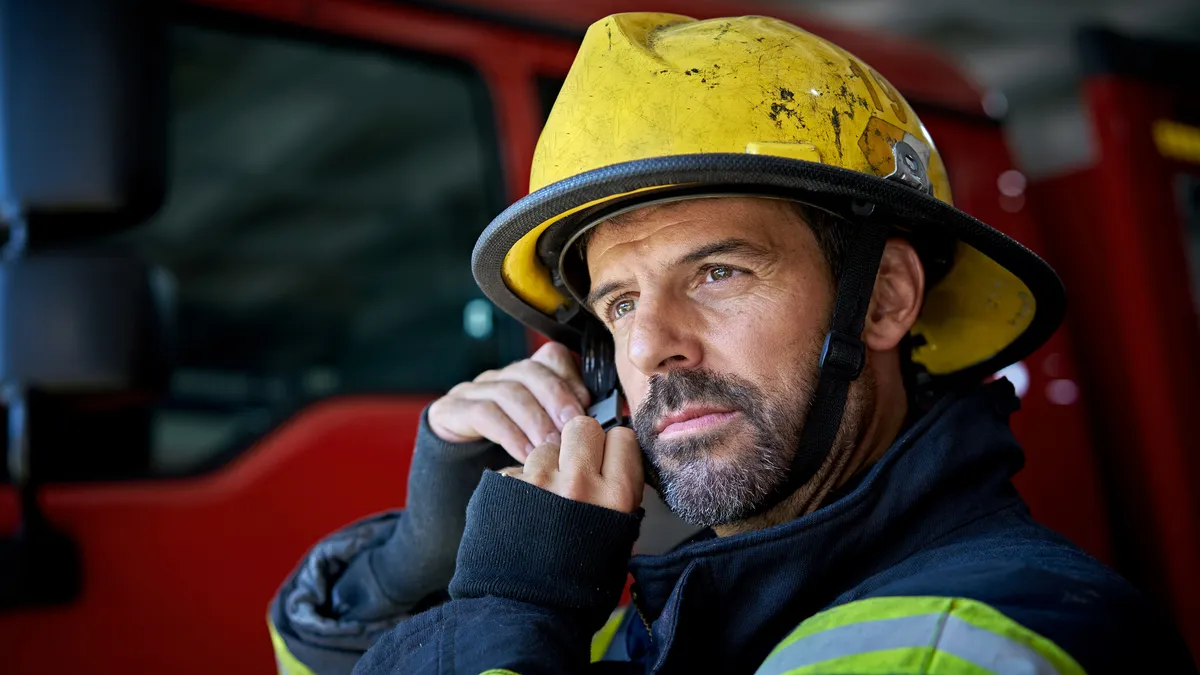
(271, 382, 1197, 674)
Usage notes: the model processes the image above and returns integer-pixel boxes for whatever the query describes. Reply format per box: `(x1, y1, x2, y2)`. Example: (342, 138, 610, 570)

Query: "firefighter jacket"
(269, 381, 1197, 674)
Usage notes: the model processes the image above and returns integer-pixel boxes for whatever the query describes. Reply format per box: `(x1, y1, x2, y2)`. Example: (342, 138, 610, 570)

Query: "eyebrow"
(584, 237, 773, 312)
(671, 237, 773, 267)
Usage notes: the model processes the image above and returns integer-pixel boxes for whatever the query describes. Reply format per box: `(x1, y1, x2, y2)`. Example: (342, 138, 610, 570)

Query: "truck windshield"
(98, 22, 520, 475)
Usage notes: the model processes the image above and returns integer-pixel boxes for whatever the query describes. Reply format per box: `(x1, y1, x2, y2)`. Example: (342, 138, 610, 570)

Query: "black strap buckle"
(819, 330, 866, 380)
(586, 388, 627, 431)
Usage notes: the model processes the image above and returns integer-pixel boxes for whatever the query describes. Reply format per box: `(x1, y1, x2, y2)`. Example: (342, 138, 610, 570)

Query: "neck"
(713, 358, 909, 537)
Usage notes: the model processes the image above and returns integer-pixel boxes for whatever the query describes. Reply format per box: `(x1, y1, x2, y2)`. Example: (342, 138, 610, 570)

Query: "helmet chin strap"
(753, 203, 891, 516)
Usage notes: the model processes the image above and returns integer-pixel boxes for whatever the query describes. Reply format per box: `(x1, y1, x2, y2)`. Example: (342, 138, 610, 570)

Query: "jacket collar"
(625, 381, 1027, 673)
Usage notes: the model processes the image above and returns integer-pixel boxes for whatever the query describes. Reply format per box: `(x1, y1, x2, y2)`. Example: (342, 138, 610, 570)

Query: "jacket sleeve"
(268, 408, 512, 675)
(352, 472, 644, 675)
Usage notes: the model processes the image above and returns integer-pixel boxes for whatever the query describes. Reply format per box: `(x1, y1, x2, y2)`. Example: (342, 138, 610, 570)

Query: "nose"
(626, 294, 703, 375)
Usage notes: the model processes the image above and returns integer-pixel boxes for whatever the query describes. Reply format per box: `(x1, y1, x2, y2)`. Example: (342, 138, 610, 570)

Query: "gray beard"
(632, 368, 811, 527)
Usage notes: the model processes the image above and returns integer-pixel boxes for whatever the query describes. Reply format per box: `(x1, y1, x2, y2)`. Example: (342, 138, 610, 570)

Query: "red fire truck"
(0, 1, 1195, 672)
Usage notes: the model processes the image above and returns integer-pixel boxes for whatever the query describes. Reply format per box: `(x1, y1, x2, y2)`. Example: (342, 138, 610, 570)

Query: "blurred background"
(0, 0, 1196, 672)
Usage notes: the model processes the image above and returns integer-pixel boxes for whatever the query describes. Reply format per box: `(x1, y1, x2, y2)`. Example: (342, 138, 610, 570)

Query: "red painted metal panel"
(1032, 72, 1200, 659)
(0, 398, 431, 675)
(921, 111, 1112, 563)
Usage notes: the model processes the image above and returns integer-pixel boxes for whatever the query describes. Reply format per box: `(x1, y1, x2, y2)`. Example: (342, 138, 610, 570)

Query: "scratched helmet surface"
(473, 13, 1064, 385)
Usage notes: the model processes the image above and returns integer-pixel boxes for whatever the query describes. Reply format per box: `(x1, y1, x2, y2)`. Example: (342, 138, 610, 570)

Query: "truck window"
(97, 22, 520, 475)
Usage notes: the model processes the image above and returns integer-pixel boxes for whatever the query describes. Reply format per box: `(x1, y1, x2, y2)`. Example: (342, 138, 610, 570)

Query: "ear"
(863, 238, 925, 352)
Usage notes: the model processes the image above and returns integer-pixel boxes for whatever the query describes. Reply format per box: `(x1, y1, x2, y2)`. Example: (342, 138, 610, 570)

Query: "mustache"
(632, 368, 765, 440)
(631, 368, 770, 495)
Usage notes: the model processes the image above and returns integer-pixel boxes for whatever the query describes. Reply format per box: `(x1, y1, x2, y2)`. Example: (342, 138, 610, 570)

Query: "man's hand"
(428, 342, 591, 462)
(500, 416, 644, 514)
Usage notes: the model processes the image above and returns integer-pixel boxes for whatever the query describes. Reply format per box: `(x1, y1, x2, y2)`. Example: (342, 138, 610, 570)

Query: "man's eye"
(705, 266, 740, 282)
(611, 298, 636, 320)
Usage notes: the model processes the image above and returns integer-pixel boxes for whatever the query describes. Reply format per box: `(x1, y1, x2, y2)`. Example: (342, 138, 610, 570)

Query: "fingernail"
(545, 432, 561, 445)
(559, 406, 583, 425)
(522, 443, 534, 457)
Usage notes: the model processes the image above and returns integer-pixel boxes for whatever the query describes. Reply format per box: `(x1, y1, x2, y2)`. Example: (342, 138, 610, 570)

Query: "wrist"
(450, 471, 643, 622)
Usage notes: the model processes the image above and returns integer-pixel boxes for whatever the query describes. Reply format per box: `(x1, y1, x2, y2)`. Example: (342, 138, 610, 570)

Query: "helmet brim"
(472, 153, 1065, 390)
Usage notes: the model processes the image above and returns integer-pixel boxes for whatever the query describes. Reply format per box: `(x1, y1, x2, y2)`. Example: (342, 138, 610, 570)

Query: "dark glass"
(90, 24, 520, 475)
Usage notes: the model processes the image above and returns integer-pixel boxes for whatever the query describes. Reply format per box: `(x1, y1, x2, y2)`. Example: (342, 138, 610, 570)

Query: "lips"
(656, 405, 741, 436)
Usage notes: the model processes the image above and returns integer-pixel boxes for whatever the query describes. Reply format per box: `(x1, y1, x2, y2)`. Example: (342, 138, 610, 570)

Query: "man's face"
(585, 197, 841, 526)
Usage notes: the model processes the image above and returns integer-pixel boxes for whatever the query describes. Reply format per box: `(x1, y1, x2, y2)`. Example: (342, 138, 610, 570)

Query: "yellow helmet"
(473, 13, 1064, 390)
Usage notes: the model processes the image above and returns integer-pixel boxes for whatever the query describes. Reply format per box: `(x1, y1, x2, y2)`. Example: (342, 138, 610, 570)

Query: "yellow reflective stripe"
(759, 597, 1085, 675)
(478, 671, 521, 675)
(768, 647, 994, 675)
(947, 599, 1082, 674)
(267, 618, 318, 675)
(771, 597, 959, 653)
(590, 607, 628, 662)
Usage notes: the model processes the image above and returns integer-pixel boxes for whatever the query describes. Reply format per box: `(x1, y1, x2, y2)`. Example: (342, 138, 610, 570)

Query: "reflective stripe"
(478, 671, 521, 675)
(268, 618, 318, 675)
(755, 597, 1085, 675)
(591, 607, 628, 662)
(757, 614, 1060, 675)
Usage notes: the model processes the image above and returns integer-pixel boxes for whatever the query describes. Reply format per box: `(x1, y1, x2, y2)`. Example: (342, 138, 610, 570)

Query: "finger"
(463, 381, 559, 450)
(427, 392, 484, 443)
(602, 427, 644, 483)
(523, 440, 560, 477)
(602, 427, 644, 512)
(495, 360, 587, 430)
(531, 342, 592, 407)
(558, 416, 606, 476)
(496, 465, 524, 477)
(468, 399, 536, 461)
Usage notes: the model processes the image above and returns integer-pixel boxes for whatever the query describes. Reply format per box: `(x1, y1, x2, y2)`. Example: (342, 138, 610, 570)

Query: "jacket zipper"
(629, 587, 654, 642)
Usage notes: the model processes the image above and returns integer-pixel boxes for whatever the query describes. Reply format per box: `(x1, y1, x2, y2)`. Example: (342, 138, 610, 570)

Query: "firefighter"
(269, 14, 1197, 675)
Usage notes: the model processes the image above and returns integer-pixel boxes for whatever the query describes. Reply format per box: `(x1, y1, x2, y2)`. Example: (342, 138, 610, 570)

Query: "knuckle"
(508, 358, 536, 375)
(563, 415, 598, 433)
(536, 341, 569, 358)
(523, 462, 553, 483)
(475, 399, 502, 418)
(429, 396, 448, 414)
(523, 361, 563, 389)
(496, 380, 525, 397)
(551, 378, 577, 400)
(564, 415, 602, 439)
(550, 387, 581, 413)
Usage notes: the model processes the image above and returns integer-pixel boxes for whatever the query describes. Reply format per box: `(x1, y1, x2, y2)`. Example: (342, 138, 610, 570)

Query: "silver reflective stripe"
(755, 613, 1062, 675)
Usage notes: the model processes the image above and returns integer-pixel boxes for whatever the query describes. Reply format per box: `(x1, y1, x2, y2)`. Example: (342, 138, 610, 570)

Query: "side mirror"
(0, 0, 169, 609)
(0, 0, 166, 240)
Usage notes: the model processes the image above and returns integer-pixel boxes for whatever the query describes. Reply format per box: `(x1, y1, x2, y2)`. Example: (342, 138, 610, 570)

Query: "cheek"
(615, 354, 648, 411)
(704, 286, 828, 377)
